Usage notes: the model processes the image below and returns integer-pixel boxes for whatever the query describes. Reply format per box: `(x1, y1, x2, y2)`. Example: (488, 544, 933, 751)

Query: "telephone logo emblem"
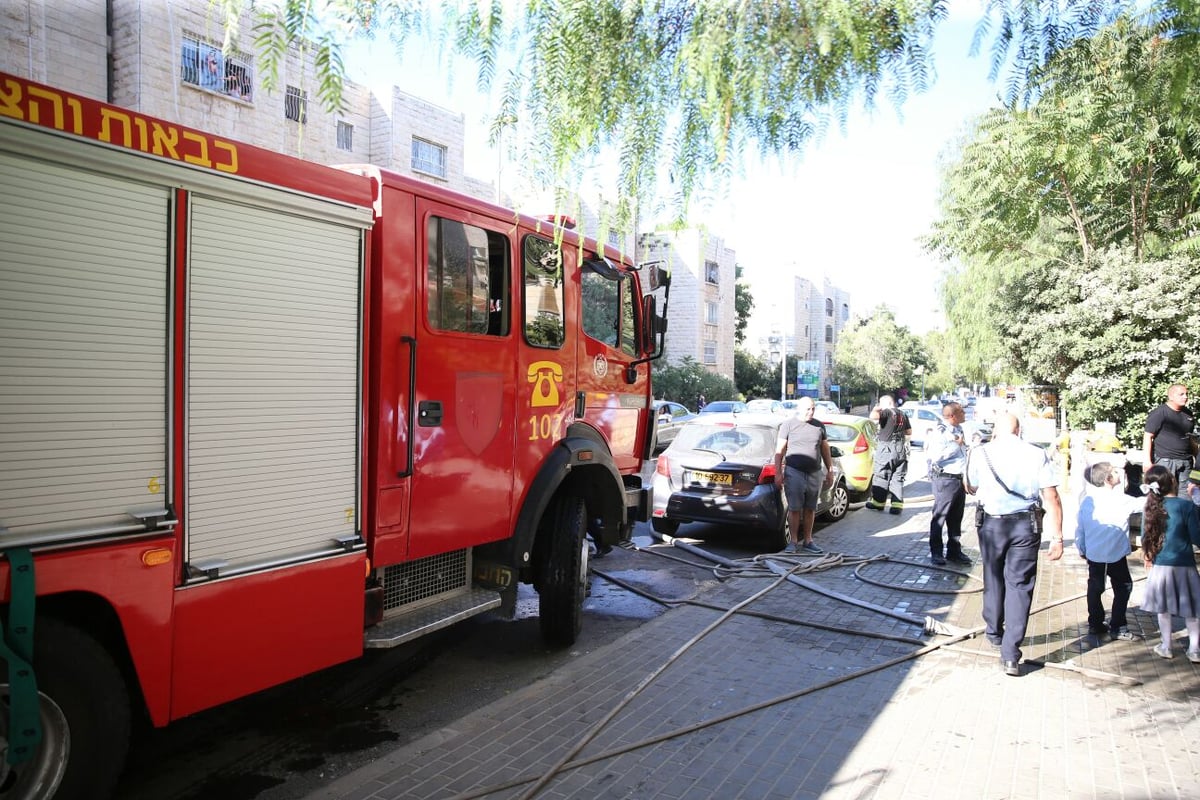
(527, 361, 563, 407)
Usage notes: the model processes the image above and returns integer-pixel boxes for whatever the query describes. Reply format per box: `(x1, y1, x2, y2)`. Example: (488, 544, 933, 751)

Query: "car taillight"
(656, 454, 671, 477)
(853, 432, 869, 454)
(759, 463, 777, 484)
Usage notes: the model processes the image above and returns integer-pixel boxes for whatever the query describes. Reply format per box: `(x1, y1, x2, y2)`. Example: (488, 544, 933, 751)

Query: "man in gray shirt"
(774, 397, 834, 554)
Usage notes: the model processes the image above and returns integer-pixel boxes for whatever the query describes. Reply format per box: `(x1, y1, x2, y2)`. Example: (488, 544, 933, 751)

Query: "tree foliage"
(931, 12, 1200, 443)
(734, 348, 776, 401)
(833, 308, 928, 400)
(651, 356, 736, 407)
(734, 264, 753, 346)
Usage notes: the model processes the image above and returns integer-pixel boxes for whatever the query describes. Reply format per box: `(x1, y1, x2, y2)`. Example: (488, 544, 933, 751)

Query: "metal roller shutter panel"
(186, 198, 361, 568)
(0, 152, 170, 539)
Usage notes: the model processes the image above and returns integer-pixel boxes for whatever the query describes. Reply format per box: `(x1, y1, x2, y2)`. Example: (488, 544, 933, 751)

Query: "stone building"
(1, 0, 492, 199)
(638, 229, 738, 382)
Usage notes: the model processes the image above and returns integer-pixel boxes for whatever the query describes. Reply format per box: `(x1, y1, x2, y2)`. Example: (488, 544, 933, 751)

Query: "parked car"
(698, 400, 748, 414)
(650, 412, 850, 549)
(652, 400, 698, 452)
(820, 414, 878, 500)
(899, 404, 942, 449)
(813, 399, 842, 419)
(961, 419, 993, 446)
(745, 398, 784, 415)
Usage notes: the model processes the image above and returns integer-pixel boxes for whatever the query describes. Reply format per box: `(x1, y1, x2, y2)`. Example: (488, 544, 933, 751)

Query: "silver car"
(651, 400, 698, 452)
(650, 412, 850, 549)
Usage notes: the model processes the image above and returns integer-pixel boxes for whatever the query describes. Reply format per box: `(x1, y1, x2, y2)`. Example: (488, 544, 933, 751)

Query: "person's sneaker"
(1187, 650, 1200, 664)
(930, 554, 947, 566)
(800, 542, 824, 555)
(947, 552, 973, 566)
(1153, 643, 1175, 659)
(783, 542, 800, 554)
(1111, 627, 1143, 642)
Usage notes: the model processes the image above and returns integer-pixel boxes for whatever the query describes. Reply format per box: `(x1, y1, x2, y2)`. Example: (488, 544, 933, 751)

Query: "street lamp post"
(914, 366, 926, 403)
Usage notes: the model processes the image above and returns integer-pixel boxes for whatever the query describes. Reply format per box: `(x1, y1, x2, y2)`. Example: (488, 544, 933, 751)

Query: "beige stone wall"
(1, 0, 107, 99)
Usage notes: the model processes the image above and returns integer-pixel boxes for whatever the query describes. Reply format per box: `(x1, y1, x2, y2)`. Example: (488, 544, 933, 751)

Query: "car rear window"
(673, 424, 777, 458)
(823, 424, 860, 443)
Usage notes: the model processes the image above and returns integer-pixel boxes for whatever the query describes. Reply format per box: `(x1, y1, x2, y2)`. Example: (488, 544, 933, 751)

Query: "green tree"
(734, 348, 774, 400)
(734, 264, 754, 346)
(930, 15, 1200, 439)
(651, 357, 736, 408)
(834, 308, 928, 401)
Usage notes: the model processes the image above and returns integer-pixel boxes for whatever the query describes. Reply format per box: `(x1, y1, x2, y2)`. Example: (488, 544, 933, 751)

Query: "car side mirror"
(829, 445, 844, 458)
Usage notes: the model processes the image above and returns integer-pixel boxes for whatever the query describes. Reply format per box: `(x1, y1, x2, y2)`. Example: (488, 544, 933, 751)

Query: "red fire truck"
(0, 71, 669, 799)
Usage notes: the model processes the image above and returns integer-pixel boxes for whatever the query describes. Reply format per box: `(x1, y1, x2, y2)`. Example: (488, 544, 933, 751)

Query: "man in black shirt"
(1143, 384, 1195, 490)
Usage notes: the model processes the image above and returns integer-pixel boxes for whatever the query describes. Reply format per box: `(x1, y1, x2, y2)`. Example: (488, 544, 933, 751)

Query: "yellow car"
(820, 414, 878, 501)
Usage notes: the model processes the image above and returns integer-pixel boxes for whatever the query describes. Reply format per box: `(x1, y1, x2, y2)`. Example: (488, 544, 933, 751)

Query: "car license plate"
(689, 470, 732, 486)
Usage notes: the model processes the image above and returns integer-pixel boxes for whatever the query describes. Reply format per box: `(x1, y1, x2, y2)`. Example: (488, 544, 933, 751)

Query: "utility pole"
(780, 347, 786, 400)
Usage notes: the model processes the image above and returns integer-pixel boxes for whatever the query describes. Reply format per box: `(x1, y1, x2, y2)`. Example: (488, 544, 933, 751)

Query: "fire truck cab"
(0, 72, 669, 799)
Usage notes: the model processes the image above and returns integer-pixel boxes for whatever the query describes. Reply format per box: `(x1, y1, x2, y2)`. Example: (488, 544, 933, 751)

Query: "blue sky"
(345, 1, 1002, 336)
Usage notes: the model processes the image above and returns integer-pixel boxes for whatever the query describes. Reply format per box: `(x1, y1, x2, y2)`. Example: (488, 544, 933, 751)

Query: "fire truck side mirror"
(641, 295, 666, 359)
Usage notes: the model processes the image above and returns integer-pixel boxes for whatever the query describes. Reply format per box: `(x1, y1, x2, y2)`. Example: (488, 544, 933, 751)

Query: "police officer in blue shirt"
(965, 413, 1064, 676)
(927, 402, 971, 566)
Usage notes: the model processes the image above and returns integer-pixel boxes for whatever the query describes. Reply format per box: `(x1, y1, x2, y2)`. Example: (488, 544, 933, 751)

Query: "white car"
(899, 404, 942, 449)
(745, 398, 785, 415)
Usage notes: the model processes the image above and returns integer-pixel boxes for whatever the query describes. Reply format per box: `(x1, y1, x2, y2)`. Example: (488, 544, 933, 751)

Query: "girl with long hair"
(1140, 465, 1200, 661)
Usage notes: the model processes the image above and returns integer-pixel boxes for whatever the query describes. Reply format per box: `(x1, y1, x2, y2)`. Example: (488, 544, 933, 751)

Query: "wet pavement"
(300, 468, 1200, 800)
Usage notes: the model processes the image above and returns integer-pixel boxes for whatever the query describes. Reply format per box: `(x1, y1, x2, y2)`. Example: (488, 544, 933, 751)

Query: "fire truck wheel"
(0, 616, 131, 800)
(538, 495, 588, 647)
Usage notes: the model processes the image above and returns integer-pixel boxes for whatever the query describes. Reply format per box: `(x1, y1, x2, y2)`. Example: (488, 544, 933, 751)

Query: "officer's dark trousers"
(929, 472, 965, 558)
(978, 513, 1039, 663)
(867, 442, 907, 510)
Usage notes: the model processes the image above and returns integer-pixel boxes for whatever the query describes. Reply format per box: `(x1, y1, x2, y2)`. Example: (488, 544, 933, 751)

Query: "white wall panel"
(186, 198, 362, 568)
(0, 151, 169, 539)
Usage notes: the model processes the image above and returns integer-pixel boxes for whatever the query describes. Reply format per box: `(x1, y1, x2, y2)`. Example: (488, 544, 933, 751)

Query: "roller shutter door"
(186, 198, 362, 570)
(0, 151, 170, 542)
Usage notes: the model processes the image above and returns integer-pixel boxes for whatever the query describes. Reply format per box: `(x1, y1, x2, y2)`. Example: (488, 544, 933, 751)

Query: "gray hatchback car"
(650, 412, 850, 549)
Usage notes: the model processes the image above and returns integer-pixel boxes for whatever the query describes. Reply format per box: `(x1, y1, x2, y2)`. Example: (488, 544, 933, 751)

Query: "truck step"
(363, 587, 502, 649)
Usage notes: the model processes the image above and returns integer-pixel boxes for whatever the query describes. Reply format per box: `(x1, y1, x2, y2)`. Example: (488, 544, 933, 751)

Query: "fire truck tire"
(538, 495, 588, 647)
(0, 616, 131, 800)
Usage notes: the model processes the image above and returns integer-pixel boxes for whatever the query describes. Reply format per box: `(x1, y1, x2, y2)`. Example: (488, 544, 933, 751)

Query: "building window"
(285, 86, 307, 123)
(426, 216, 510, 336)
(412, 138, 447, 178)
(705, 301, 719, 325)
(703, 340, 717, 364)
(825, 325, 833, 343)
(522, 235, 564, 349)
(607, 229, 622, 249)
(704, 260, 719, 285)
(842, 303, 850, 321)
(826, 353, 833, 367)
(825, 298, 833, 315)
(180, 36, 253, 101)
(337, 121, 354, 151)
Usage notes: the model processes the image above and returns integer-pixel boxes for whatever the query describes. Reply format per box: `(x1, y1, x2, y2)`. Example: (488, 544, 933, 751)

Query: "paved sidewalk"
(305, 480, 1200, 800)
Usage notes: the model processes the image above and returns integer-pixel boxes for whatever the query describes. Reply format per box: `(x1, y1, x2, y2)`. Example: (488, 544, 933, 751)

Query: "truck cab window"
(427, 217, 510, 336)
(581, 258, 635, 356)
(522, 235, 564, 348)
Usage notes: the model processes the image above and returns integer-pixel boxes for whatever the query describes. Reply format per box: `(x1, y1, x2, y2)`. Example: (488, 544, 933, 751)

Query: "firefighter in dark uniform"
(866, 394, 911, 514)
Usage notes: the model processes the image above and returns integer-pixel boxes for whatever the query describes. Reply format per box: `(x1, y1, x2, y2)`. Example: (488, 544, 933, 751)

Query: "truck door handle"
(418, 400, 443, 427)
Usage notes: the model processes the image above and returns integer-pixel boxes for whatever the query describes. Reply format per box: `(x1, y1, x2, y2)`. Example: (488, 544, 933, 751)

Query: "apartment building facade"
(1, 0, 491, 199)
(638, 229, 738, 382)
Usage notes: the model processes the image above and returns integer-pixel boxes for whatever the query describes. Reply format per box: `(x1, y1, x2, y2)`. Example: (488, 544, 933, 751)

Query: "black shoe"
(1088, 622, 1109, 637)
(889, 507, 903, 515)
(986, 636, 1002, 649)
(947, 552, 972, 566)
(931, 554, 947, 566)
(865, 502, 884, 511)
(1001, 659, 1020, 676)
